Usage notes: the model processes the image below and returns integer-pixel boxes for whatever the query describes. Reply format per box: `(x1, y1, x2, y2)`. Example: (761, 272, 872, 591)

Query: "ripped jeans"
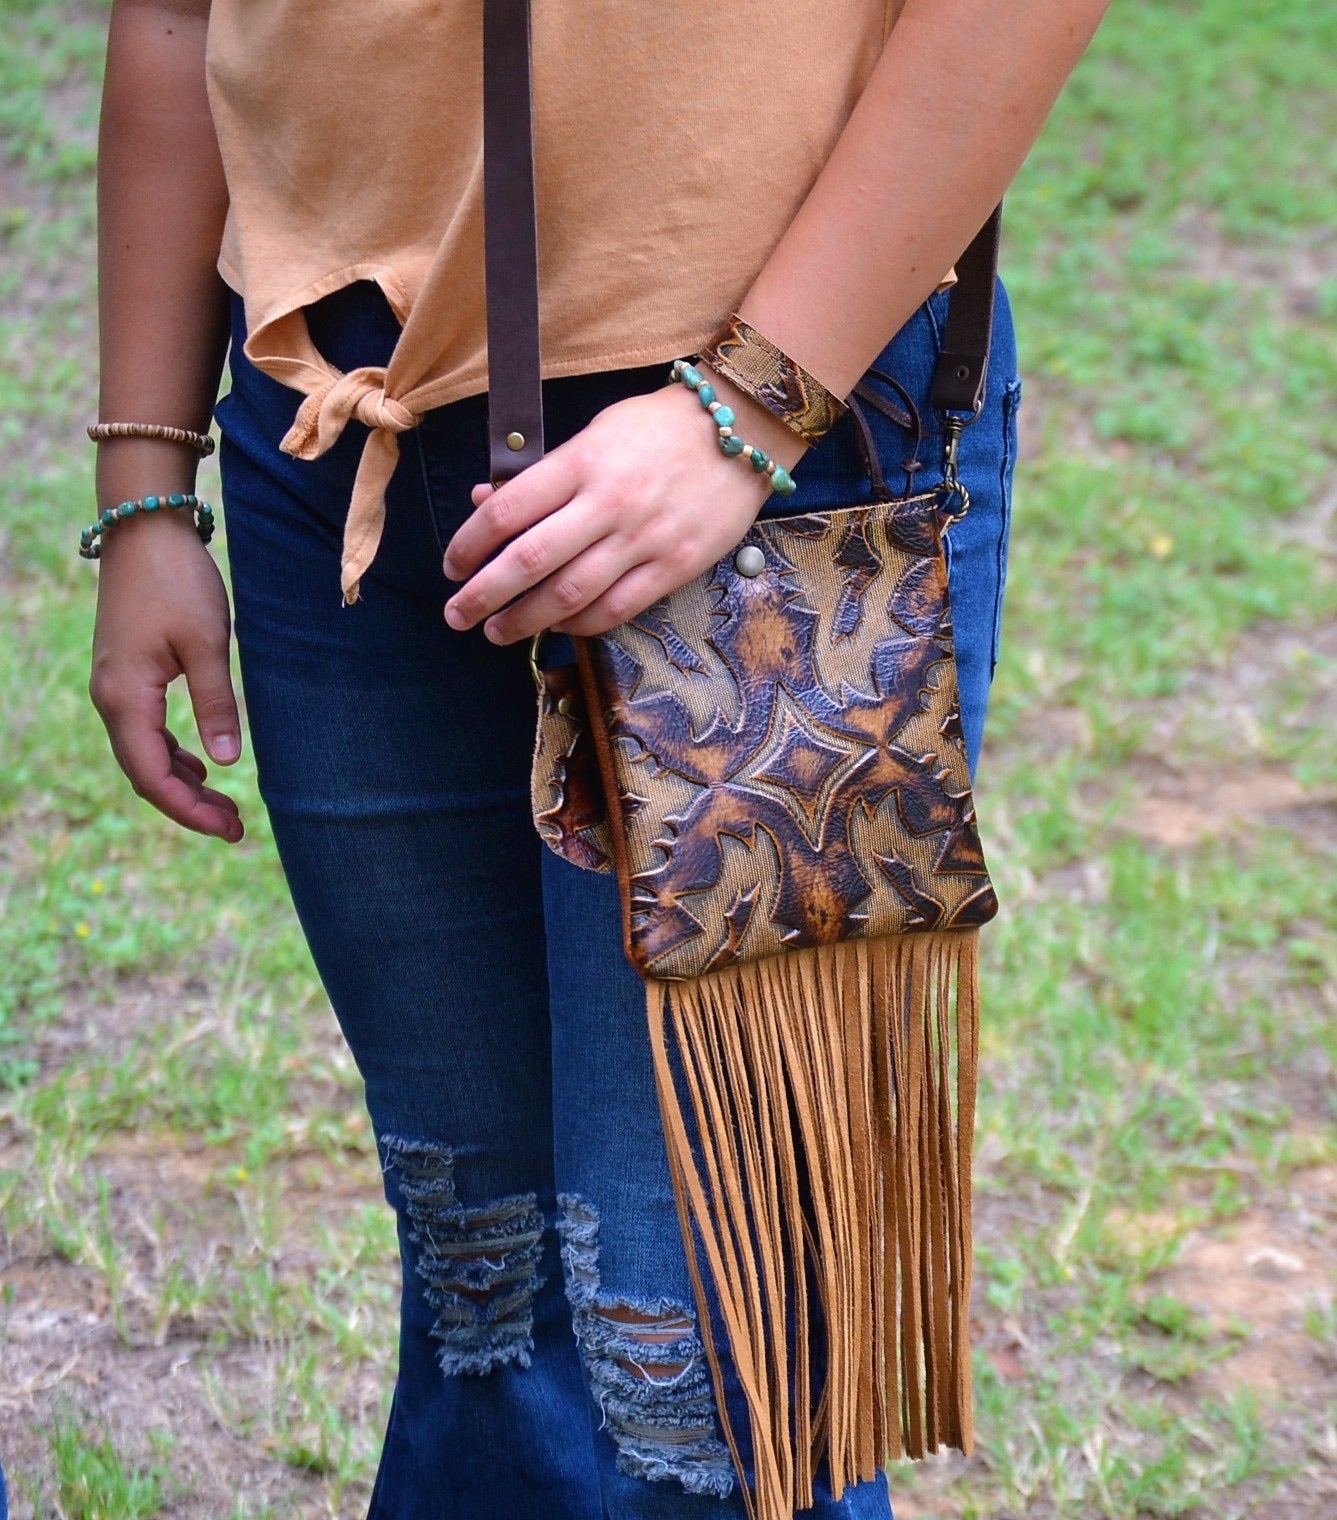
(215, 277, 1020, 1519)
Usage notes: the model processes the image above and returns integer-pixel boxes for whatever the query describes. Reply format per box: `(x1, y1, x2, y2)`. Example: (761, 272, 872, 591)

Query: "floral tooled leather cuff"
(700, 315, 848, 446)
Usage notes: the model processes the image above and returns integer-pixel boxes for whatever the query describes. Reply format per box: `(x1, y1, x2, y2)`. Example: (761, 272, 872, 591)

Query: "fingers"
(442, 451, 582, 582)
(92, 682, 244, 843)
(89, 529, 246, 842)
(553, 561, 682, 638)
(444, 493, 617, 636)
(164, 728, 207, 782)
(179, 634, 243, 765)
(439, 385, 769, 643)
(164, 731, 239, 831)
(478, 542, 649, 645)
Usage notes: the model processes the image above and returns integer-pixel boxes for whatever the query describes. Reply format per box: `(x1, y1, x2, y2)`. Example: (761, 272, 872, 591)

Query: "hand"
(88, 511, 245, 843)
(441, 377, 806, 644)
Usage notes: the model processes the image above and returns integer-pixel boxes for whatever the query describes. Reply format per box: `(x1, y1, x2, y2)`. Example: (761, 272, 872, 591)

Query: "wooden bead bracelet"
(87, 421, 215, 457)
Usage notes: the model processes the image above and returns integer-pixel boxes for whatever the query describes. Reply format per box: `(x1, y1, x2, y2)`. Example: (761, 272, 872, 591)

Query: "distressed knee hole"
(598, 1303, 697, 1380)
(557, 1193, 735, 1499)
(381, 1135, 544, 1377)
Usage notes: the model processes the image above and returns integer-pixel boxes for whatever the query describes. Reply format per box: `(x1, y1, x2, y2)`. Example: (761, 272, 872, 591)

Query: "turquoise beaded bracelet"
(669, 360, 797, 496)
(78, 492, 215, 560)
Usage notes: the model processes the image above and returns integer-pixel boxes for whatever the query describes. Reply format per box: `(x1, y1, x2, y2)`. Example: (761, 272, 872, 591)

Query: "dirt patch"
(0, 943, 363, 1121)
(2, 1124, 384, 1326)
(1112, 758, 1337, 848)
(1148, 1173, 1336, 1402)
(889, 1478, 973, 1520)
(1047, 616, 1337, 856)
(1, 1318, 386, 1517)
(1142, 620, 1337, 762)
(1, 1130, 391, 1517)
(12, 972, 211, 1087)
(1, 949, 385, 1515)
(894, 1161, 1337, 1519)
(1175, 211, 1337, 319)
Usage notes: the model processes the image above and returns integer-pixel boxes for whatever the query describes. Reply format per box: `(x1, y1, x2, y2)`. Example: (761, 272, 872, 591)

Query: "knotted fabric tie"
(280, 365, 420, 605)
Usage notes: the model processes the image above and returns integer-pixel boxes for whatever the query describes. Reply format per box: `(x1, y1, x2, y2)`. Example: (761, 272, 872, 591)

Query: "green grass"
(2, 0, 1335, 1514)
(39, 1408, 171, 1520)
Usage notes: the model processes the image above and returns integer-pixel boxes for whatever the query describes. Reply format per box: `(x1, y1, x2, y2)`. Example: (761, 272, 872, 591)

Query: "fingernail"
(442, 556, 460, 580)
(444, 603, 466, 630)
(211, 734, 240, 762)
(484, 621, 504, 644)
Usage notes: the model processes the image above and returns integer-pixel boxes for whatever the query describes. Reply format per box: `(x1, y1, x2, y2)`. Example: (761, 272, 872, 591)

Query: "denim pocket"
(991, 375, 1023, 676)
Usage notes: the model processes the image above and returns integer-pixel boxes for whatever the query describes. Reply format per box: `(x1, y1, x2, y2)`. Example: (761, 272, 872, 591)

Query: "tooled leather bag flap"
(573, 494, 997, 981)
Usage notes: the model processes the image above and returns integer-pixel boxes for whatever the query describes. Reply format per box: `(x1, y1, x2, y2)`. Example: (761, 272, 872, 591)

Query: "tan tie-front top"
(204, 1, 915, 603)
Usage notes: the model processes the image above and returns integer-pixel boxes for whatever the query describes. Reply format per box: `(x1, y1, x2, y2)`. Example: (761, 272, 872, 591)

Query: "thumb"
(180, 637, 243, 764)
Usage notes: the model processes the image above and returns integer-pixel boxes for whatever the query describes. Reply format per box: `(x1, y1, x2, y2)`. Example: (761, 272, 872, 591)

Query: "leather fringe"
(646, 930, 980, 1520)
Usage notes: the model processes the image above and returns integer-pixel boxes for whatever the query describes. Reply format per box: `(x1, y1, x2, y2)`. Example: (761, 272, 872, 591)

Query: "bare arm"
(737, 0, 1113, 399)
(89, 0, 244, 841)
(444, 0, 1112, 645)
(95, 0, 230, 510)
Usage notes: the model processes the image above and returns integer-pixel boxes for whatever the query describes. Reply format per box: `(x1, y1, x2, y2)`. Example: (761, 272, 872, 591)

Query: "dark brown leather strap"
(929, 206, 1002, 420)
(849, 367, 927, 497)
(483, 0, 1001, 473)
(483, 0, 544, 484)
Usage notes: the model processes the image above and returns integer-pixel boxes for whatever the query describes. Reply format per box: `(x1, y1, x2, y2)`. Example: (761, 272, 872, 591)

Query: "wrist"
(693, 363, 809, 474)
(94, 436, 202, 507)
(84, 488, 215, 565)
(92, 509, 205, 573)
(700, 312, 847, 451)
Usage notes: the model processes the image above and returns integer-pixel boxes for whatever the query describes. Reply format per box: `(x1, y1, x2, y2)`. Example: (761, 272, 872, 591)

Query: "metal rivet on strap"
(506, 431, 526, 451)
(734, 545, 766, 578)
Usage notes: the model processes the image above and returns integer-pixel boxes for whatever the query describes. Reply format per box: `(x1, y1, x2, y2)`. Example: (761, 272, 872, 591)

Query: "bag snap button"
(734, 545, 766, 577)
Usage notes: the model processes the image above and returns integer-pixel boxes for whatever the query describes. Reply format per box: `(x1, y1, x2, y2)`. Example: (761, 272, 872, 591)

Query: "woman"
(87, 3, 1108, 1515)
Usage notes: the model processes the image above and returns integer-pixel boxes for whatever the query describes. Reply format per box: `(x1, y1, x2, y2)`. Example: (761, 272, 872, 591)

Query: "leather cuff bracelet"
(699, 315, 848, 446)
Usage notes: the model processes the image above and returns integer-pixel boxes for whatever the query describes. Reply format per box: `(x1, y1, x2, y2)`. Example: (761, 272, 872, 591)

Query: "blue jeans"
(215, 278, 1019, 1519)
